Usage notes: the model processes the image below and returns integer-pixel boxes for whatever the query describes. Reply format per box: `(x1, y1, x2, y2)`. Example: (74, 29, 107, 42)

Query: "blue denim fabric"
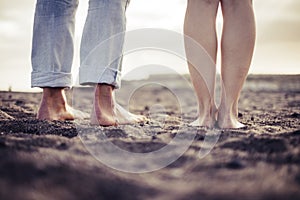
(31, 0, 129, 88)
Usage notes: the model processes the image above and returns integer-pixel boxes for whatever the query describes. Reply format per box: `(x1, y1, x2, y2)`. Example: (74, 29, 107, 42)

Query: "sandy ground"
(0, 74, 299, 200)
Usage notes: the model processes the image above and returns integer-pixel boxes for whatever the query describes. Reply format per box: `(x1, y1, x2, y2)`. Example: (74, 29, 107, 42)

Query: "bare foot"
(37, 88, 75, 121)
(190, 106, 217, 128)
(217, 103, 245, 129)
(90, 84, 146, 126)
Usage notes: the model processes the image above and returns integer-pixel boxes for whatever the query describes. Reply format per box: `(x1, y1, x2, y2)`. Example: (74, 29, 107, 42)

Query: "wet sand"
(0, 74, 299, 200)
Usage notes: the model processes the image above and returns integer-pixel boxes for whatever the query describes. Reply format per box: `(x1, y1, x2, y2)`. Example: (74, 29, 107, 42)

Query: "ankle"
(95, 84, 114, 97)
(220, 101, 240, 116)
(41, 88, 67, 109)
(42, 87, 65, 96)
(199, 101, 216, 115)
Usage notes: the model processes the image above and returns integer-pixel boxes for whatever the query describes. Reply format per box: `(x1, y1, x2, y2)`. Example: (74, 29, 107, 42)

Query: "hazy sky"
(0, 0, 299, 91)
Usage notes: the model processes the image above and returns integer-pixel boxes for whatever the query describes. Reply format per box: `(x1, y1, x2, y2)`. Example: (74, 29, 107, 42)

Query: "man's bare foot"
(37, 88, 75, 121)
(190, 105, 217, 128)
(90, 84, 146, 126)
(115, 104, 146, 124)
(217, 103, 245, 129)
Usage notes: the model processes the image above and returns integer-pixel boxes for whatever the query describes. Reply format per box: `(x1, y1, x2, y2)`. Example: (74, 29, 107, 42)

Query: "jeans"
(31, 0, 130, 88)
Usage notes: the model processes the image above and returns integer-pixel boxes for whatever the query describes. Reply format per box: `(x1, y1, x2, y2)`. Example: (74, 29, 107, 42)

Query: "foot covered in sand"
(216, 104, 246, 129)
(189, 105, 246, 129)
(37, 88, 89, 121)
(189, 106, 217, 128)
(90, 84, 146, 126)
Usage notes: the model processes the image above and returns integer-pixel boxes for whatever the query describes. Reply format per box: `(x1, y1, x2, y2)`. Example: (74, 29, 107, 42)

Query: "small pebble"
(226, 159, 245, 169)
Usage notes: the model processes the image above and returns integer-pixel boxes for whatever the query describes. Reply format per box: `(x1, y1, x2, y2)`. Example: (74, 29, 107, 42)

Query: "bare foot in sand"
(37, 88, 75, 121)
(37, 88, 89, 121)
(190, 105, 217, 128)
(217, 102, 245, 129)
(90, 84, 146, 126)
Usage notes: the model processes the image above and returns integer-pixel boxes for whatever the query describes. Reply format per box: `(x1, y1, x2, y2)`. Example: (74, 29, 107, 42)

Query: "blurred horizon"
(0, 0, 299, 92)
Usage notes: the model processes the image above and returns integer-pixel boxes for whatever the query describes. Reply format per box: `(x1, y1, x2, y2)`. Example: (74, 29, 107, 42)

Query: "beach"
(0, 74, 299, 200)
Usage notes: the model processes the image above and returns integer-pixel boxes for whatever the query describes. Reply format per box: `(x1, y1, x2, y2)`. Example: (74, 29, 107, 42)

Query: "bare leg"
(37, 88, 74, 120)
(184, 0, 219, 127)
(218, 0, 256, 128)
(90, 84, 146, 126)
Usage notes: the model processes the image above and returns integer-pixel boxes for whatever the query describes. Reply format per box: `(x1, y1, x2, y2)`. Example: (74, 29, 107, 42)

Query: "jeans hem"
(31, 71, 72, 88)
(79, 67, 121, 89)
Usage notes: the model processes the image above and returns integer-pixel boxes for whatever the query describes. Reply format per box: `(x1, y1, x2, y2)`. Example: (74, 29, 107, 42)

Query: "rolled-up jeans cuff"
(31, 71, 72, 88)
(79, 66, 121, 89)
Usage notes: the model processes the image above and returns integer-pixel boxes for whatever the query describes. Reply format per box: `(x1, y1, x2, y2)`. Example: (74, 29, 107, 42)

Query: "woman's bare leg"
(184, 0, 220, 127)
(218, 0, 256, 128)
